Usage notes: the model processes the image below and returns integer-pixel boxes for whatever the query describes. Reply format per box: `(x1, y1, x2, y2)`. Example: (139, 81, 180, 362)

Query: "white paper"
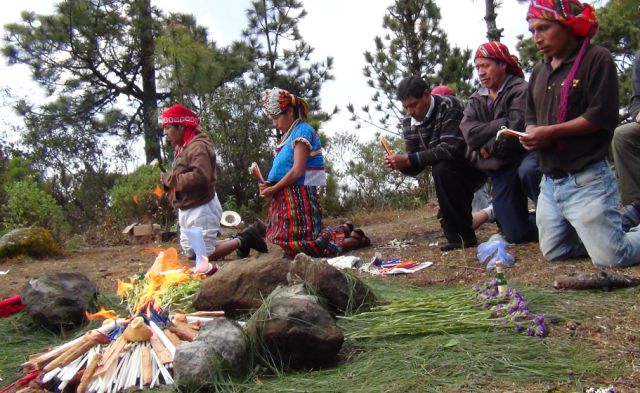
(383, 261, 434, 275)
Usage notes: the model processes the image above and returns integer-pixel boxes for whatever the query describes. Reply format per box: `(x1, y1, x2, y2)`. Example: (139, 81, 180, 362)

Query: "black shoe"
(440, 238, 478, 252)
(236, 222, 269, 257)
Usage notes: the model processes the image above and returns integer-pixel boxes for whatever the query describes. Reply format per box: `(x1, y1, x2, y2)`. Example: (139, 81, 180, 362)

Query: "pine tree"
(242, 0, 334, 112)
(348, 0, 474, 134)
(3, 0, 163, 163)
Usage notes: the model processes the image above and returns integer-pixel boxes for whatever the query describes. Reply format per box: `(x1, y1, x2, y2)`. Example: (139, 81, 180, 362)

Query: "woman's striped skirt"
(266, 185, 343, 259)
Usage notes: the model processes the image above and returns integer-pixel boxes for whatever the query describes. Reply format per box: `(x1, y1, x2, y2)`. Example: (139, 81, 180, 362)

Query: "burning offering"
(7, 248, 222, 393)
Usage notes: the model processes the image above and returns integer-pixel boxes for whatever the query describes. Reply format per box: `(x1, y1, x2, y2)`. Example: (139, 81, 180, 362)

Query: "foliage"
(235, 282, 626, 392)
(327, 131, 429, 211)
(0, 227, 61, 259)
(59, 169, 119, 233)
(242, 0, 334, 115)
(2, 180, 68, 238)
(2, 0, 164, 163)
(348, 0, 474, 135)
(109, 164, 174, 228)
(199, 83, 273, 216)
(155, 13, 253, 104)
(594, 0, 640, 113)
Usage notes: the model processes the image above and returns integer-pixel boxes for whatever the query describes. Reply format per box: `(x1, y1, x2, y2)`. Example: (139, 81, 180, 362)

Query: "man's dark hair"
(396, 75, 429, 101)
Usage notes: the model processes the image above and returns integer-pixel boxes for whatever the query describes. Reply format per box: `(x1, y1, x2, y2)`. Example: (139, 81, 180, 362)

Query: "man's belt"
(546, 170, 570, 179)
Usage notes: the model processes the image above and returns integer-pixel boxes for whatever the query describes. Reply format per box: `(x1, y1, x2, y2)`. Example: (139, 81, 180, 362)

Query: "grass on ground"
(0, 279, 635, 392)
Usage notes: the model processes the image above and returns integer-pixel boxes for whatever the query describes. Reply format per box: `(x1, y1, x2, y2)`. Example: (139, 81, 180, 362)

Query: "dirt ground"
(2, 204, 640, 301)
(2, 205, 640, 389)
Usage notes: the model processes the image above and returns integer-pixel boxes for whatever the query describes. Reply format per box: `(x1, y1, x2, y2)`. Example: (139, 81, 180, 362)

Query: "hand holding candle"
(379, 135, 393, 156)
(248, 162, 264, 183)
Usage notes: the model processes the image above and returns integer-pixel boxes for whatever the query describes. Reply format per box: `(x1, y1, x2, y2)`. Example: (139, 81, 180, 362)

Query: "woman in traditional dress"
(258, 87, 370, 258)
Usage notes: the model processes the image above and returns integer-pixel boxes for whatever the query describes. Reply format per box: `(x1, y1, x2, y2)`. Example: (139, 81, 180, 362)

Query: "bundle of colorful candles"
(14, 309, 224, 393)
(4, 248, 223, 393)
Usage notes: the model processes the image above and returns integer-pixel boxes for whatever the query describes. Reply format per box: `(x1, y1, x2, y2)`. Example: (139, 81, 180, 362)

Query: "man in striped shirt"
(384, 75, 486, 251)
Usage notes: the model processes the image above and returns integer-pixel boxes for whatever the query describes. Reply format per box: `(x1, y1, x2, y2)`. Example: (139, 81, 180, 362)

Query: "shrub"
(109, 165, 175, 227)
(2, 180, 68, 238)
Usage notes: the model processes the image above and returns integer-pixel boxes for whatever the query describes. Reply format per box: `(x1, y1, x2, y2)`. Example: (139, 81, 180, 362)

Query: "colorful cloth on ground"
(267, 120, 327, 186)
(161, 103, 201, 156)
(526, 0, 597, 38)
(431, 85, 454, 96)
(266, 185, 341, 259)
(262, 87, 311, 119)
(474, 41, 524, 78)
(0, 295, 23, 318)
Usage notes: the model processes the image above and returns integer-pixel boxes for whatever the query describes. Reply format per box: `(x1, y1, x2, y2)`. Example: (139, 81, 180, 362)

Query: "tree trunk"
(484, 0, 503, 42)
(136, 0, 162, 163)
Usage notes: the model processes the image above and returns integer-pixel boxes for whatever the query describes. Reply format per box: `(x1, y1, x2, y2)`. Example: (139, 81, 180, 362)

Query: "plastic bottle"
(496, 261, 507, 295)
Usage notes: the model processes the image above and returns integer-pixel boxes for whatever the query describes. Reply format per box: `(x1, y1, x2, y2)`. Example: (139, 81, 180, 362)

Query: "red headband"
(161, 104, 200, 128)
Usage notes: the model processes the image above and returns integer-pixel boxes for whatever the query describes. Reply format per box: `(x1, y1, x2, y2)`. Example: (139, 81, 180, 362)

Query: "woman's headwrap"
(161, 104, 201, 155)
(527, 0, 598, 123)
(262, 87, 310, 119)
(526, 0, 598, 38)
(474, 41, 525, 78)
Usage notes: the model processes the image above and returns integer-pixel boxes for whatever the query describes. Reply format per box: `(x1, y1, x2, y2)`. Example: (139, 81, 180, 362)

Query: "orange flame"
(131, 186, 164, 206)
(152, 185, 164, 198)
(116, 278, 134, 297)
(86, 307, 120, 321)
(130, 247, 192, 313)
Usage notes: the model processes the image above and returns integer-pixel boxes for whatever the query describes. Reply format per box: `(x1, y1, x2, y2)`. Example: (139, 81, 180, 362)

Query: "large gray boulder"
(289, 253, 377, 315)
(20, 272, 98, 330)
(173, 318, 248, 389)
(246, 285, 344, 370)
(0, 227, 61, 259)
(194, 253, 377, 317)
(193, 257, 291, 317)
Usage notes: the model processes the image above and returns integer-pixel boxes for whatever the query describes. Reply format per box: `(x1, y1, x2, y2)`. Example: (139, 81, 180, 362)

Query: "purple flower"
(526, 327, 535, 336)
(536, 324, 547, 337)
(515, 323, 525, 333)
(535, 314, 545, 325)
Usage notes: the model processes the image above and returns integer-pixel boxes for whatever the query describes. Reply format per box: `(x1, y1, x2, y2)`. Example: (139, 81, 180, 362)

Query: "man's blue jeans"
(537, 160, 640, 267)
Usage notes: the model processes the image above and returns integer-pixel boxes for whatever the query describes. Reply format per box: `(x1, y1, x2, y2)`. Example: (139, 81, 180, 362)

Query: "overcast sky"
(0, 0, 531, 159)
